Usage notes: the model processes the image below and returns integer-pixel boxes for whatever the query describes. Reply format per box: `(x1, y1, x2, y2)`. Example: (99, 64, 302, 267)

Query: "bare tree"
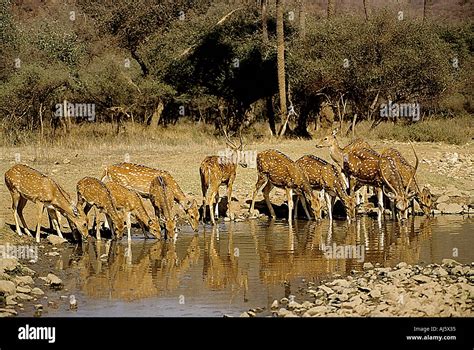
(327, 0, 335, 19)
(363, 0, 368, 21)
(262, 0, 268, 43)
(276, 0, 287, 132)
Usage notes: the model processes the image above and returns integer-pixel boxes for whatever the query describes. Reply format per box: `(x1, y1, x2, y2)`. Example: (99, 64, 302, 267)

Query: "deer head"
(315, 128, 339, 148)
(418, 186, 433, 217)
(147, 217, 162, 238)
(184, 199, 199, 231)
(223, 128, 247, 168)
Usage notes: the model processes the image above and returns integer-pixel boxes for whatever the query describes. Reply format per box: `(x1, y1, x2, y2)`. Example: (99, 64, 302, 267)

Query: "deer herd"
(3, 129, 433, 243)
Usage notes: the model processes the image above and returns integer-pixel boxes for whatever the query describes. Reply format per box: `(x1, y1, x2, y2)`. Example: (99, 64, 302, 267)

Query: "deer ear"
(332, 128, 339, 136)
(408, 190, 417, 199)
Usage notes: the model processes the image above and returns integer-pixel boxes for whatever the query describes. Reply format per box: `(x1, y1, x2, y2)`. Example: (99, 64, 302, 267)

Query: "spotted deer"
(4, 164, 89, 242)
(379, 144, 419, 220)
(77, 177, 125, 240)
(316, 129, 385, 220)
(149, 176, 177, 240)
(101, 163, 199, 231)
(296, 155, 356, 221)
(104, 181, 161, 241)
(200, 130, 247, 224)
(249, 149, 321, 221)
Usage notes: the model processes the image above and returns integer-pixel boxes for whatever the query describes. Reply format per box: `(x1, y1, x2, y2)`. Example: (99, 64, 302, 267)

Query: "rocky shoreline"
(240, 259, 474, 317)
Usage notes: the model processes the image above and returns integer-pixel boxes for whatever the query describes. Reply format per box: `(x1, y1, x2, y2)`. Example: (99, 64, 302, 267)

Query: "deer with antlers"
(296, 155, 356, 222)
(379, 144, 429, 218)
(149, 175, 177, 240)
(249, 149, 321, 221)
(200, 129, 247, 224)
(4, 164, 89, 242)
(316, 129, 385, 220)
(104, 181, 161, 241)
(101, 163, 199, 231)
(77, 177, 125, 240)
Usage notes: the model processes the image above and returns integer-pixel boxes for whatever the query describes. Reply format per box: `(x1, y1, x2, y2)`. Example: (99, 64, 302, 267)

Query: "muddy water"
(47, 216, 473, 317)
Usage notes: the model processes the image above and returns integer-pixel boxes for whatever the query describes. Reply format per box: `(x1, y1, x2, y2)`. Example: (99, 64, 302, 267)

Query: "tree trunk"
(131, 49, 149, 77)
(327, 0, 335, 19)
(363, 0, 368, 21)
(150, 100, 164, 128)
(423, 0, 427, 21)
(262, 0, 268, 44)
(276, 0, 287, 127)
(299, 0, 306, 39)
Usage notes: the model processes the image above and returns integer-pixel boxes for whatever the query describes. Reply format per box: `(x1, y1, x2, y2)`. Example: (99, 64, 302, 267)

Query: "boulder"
(0, 280, 16, 296)
(47, 235, 67, 246)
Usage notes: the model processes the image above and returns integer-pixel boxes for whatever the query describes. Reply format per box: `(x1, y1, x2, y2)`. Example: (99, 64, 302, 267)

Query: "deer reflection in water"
(202, 225, 249, 301)
(67, 237, 200, 300)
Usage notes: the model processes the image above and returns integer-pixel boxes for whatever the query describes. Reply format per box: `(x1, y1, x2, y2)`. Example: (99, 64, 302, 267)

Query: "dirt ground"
(1, 137, 473, 240)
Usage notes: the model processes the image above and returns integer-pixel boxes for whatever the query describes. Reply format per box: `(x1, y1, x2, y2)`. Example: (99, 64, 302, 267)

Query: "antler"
(379, 157, 398, 199)
(223, 127, 243, 151)
(405, 141, 419, 196)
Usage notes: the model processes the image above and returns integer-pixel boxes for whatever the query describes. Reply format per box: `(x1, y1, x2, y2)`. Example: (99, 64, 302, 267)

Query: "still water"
(47, 216, 473, 317)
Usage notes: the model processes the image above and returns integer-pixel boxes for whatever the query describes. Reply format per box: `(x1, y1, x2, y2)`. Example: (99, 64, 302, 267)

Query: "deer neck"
(329, 138, 345, 167)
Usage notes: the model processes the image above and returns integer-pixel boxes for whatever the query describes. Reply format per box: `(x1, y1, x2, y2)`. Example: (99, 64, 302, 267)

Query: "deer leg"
(125, 240, 132, 265)
(250, 174, 268, 215)
(214, 189, 220, 219)
(299, 194, 312, 220)
(262, 182, 275, 218)
(95, 209, 102, 241)
(105, 214, 116, 238)
(17, 196, 32, 236)
(377, 188, 384, 223)
(226, 177, 234, 219)
(126, 212, 132, 241)
(11, 192, 24, 236)
(325, 192, 333, 222)
(286, 188, 294, 222)
(35, 202, 45, 243)
(207, 185, 218, 225)
(48, 208, 64, 238)
(293, 196, 299, 219)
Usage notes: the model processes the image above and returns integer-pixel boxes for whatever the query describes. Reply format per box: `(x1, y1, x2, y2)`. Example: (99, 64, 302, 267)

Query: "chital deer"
(149, 176, 177, 240)
(379, 144, 419, 220)
(316, 129, 385, 220)
(104, 181, 161, 241)
(249, 150, 321, 221)
(4, 164, 89, 242)
(101, 163, 199, 231)
(296, 155, 356, 221)
(77, 177, 125, 240)
(200, 130, 247, 224)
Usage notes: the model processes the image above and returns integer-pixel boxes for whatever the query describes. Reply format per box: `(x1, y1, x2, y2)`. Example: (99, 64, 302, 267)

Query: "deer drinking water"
(249, 149, 321, 222)
(101, 163, 199, 231)
(296, 155, 356, 221)
(76, 177, 125, 240)
(149, 176, 177, 240)
(104, 181, 161, 240)
(4, 164, 89, 242)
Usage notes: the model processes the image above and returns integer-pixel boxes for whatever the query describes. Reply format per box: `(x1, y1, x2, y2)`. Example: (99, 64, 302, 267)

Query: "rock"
(14, 276, 34, 286)
(31, 287, 44, 296)
(6, 295, 17, 305)
(436, 195, 450, 204)
(247, 311, 256, 317)
(46, 252, 60, 257)
(16, 292, 33, 300)
(16, 286, 31, 294)
(318, 285, 334, 295)
(396, 262, 408, 269)
(271, 300, 279, 310)
(0, 308, 18, 316)
(46, 273, 63, 288)
(0, 280, 16, 296)
(280, 297, 289, 305)
(358, 286, 371, 293)
(288, 301, 302, 310)
(438, 203, 463, 214)
(442, 259, 460, 267)
(432, 267, 448, 277)
(21, 266, 36, 276)
(47, 235, 67, 246)
(284, 313, 298, 318)
(451, 266, 464, 275)
(306, 306, 328, 316)
(338, 294, 349, 302)
(239, 312, 250, 318)
(369, 289, 382, 298)
(332, 279, 351, 288)
(363, 262, 374, 270)
(0, 258, 20, 273)
(412, 275, 432, 283)
(301, 301, 313, 309)
(34, 304, 43, 310)
(278, 308, 291, 317)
